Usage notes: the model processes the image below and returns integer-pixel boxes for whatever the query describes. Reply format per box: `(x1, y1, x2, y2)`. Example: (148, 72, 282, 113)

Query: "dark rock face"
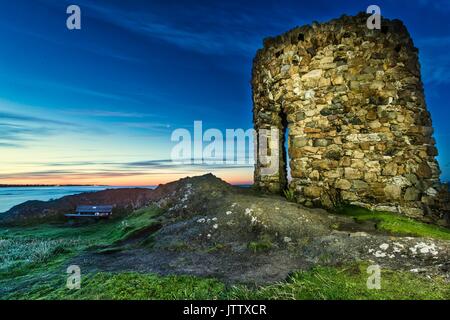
(252, 13, 449, 222)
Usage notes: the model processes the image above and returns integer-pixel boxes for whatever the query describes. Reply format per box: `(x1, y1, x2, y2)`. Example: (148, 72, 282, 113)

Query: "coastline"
(0, 185, 156, 214)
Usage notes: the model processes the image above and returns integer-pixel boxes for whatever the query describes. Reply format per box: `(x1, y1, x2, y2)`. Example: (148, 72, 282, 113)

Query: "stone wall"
(252, 13, 449, 222)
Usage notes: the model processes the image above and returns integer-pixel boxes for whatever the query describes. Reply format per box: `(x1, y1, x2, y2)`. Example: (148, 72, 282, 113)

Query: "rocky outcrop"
(69, 174, 450, 284)
(0, 188, 154, 225)
(1, 173, 448, 286)
(0, 174, 233, 226)
(252, 13, 449, 222)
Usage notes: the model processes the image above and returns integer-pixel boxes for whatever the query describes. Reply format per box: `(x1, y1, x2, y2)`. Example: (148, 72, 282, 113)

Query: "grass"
(283, 188, 296, 202)
(337, 205, 450, 240)
(1, 204, 449, 300)
(228, 264, 450, 300)
(206, 243, 226, 253)
(4, 264, 449, 300)
(0, 238, 78, 273)
(248, 236, 273, 253)
(6, 272, 226, 300)
(0, 206, 162, 280)
(0, 206, 162, 246)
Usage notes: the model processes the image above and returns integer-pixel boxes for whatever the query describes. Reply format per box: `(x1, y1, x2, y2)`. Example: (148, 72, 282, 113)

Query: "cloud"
(0, 111, 73, 127)
(420, 55, 450, 85)
(63, 109, 160, 119)
(5, 77, 142, 106)
(125, 158, 253, 170)
(415, 35, 450, 86)
(18, 158, 253, 170)
(3, 21, 143, 65)
(416, 36, 450, 47)
(0, 171, 156, 180)
(134, 19, 258, 56)
(418, 0, 450, 12)
(0, 110, 77, 148)
(75, 1, 265, 56)
(118, 122, 173, 134)
(0, 104, 114, 148)
(0, 123, 56, 147)
(0, 142, 22, 148)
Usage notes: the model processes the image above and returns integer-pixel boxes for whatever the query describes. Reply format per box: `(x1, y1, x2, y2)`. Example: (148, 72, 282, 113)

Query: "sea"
(0, 186, 155, 213)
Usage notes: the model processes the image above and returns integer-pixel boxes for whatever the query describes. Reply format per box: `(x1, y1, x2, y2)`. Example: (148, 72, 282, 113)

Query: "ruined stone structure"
(253, 13, 449, 222)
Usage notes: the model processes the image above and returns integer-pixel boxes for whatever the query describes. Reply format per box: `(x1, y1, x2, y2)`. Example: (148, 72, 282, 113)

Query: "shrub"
(283, 188, 296, 202)
(248, 237, 273, 253)
(0, 238, 78, 273)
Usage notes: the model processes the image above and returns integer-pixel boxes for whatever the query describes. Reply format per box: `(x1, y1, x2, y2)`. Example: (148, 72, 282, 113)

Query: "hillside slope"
(0, 174, 449, 299)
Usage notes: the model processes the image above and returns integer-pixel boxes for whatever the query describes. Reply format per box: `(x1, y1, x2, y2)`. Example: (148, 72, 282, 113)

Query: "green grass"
(337, 205, 450, 240)
(0, 206, 162, 246)
(206, 243, 226, 253)
(283, 188, 296, 203)
(0, 206, 162, 280)
(248, 236, 273, 253)
(6, 272, 226, 300)
(4, 264, 449, 300)
(0, 238, 78, 273)
(228, 264, 450, 300)
(1, 205, 449, 300)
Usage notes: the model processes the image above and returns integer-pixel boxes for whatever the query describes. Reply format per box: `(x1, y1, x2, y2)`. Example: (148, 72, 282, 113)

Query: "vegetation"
(325, 187, 346, 210)
(0, 206, 162, 280)
(1, 204, 449, 300)
(206, 243, 226, 253)
(6, 272, 226, 300)
(283, 188, 296, 202)
(3, 265, 448, 300)
(337, 205, 450, 240)
(248, 236, 273, 253)
(0, 238, 78, 274)
(228, 264, 449, 300)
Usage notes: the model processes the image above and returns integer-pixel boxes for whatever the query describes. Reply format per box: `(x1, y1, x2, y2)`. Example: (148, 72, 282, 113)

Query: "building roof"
(76, 205, 113, 213)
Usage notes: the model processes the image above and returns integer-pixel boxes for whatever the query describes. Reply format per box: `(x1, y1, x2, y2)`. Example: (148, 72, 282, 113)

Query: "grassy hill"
(1, 174, 449, 300)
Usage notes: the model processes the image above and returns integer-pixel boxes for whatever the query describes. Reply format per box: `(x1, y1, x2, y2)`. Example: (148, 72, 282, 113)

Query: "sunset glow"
(0, 0, 449, 186)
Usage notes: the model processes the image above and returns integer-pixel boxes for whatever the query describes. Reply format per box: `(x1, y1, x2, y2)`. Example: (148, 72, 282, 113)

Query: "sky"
(0, 0, 449, 186)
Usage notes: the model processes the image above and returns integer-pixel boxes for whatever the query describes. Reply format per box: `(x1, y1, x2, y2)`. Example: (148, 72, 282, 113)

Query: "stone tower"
(252, 13, 449, 222)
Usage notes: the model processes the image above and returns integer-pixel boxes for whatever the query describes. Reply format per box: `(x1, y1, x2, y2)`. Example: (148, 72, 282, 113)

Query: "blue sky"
(0, 0, 449, 185)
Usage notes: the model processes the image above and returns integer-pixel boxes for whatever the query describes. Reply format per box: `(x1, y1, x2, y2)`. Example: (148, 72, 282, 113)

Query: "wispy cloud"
(6, 77, 143, 105)
(0, 109, 76, 148)
(0, 111, 73, 126)
(2, 22, 143, 64)
(415, 35, 450, 85)
(0, 123, 54, 144)
(417, 36, 450, 47)
(1, 158, 253, 177)
(134, 19, 258, 56)
(0, 170, 180, 180)
(125, 159, 253, 170)
(420, 54, 450, 85)
(418, 0, 450, 12)
(0, 105, 112, 147)
(0, 142, 22, 148)
(76, 1, 265, 56)
(64, 109, 159, 119)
